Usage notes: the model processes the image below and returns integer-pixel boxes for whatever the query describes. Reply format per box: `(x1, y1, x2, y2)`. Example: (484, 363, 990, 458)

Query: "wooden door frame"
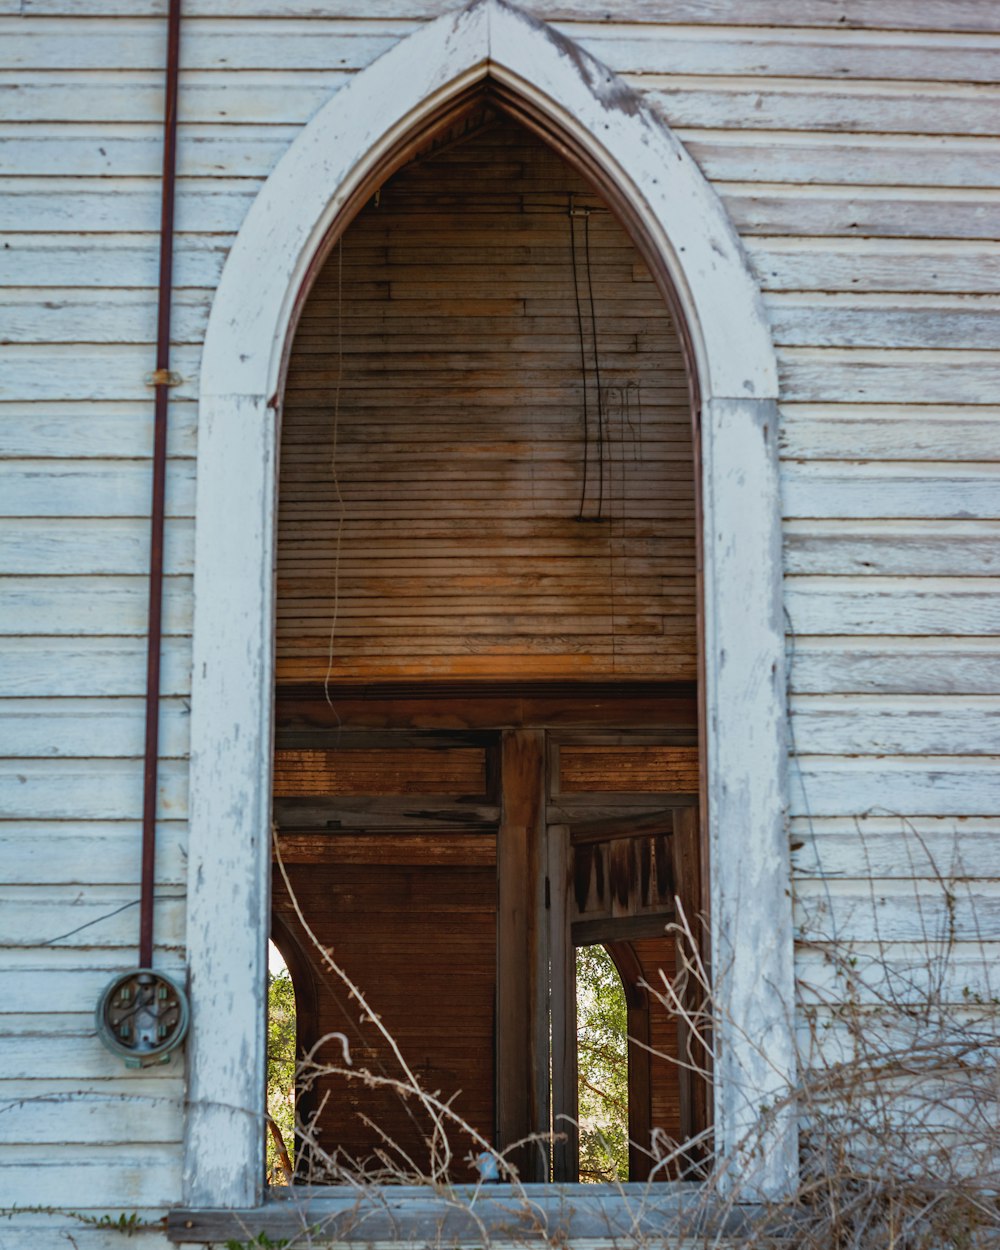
(183, 0, 795, 1209)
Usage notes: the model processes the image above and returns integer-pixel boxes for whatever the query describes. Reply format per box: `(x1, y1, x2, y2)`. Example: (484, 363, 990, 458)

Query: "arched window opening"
(265, 940, 296, 1186)
(573, 938, 700, 1184)
(269, 103, 706, 1186)
(184, 1, 793, 1213)
(575, 945, 628, 1182)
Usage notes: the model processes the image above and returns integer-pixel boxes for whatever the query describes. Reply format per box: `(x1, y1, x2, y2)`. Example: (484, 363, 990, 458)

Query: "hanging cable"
(568, 198, 591, 520)
(582, 210, 606, 521)
(323, 236, 346, 721)
(569, 199, 607, 521)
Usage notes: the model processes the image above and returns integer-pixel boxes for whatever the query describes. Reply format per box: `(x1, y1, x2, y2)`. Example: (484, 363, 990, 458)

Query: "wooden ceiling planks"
(277, 114, 695, 684)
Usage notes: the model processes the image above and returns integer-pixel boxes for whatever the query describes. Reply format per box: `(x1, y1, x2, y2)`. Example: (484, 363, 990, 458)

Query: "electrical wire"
(568, 199, 591, 520)
(583, 210, 606, 520)
(323, 235, 346, 722)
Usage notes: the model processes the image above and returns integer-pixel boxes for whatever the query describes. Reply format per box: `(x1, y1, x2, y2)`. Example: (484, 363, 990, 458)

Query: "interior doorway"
(268, 107, 704, 1184)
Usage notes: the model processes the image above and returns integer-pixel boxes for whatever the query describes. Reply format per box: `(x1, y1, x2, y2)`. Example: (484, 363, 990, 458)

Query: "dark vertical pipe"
(140, 0, 182, 970)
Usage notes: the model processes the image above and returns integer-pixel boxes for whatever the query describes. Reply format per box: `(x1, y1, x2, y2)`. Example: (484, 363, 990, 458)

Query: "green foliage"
(0, 1208, 156, 1237)
(91, 1212, 147, 1237)
(267, 966, 297, 1184)
(575, 945, 629, 1182)
(224, 1234, 289, 1250)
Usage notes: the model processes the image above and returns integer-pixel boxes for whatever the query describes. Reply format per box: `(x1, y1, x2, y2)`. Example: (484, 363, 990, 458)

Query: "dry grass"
(266, 826, 1000, 1249)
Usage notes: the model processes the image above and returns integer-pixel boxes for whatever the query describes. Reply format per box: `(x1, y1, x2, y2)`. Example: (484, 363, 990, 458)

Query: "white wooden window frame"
(184, 0, 795, 1210)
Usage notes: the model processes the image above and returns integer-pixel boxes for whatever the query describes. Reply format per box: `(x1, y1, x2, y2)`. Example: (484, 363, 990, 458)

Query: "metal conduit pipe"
(96, 0, 190, 1068)
(141, 0, 183, 971)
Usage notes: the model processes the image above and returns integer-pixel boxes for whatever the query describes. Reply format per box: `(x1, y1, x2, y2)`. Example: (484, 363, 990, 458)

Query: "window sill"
(168, 1182, 769, 1245)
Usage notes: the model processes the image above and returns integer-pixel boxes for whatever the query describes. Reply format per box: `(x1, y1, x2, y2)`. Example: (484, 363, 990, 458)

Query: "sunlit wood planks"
(277, 117, 695, 682)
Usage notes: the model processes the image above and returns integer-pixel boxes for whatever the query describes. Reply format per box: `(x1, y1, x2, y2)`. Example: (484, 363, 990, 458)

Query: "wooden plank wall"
(272, 859, 497, 1180)
(2, 0, 999, 1229)
(277, 116, 695, 682)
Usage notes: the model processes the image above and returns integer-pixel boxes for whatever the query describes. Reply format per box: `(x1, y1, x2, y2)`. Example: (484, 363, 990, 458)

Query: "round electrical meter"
(96, 969, 190, 1067)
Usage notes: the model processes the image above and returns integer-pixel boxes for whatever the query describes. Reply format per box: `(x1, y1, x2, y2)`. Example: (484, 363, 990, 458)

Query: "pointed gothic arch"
(184, 0, 794, 1208)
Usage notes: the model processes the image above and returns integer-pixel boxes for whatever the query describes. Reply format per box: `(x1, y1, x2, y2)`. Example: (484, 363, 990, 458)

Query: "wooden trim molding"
(185, 0, 794, 1209)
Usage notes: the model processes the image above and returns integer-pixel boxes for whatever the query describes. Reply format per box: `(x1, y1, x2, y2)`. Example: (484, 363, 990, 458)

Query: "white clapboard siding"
(779, 348, 1000, 404)
(785, 577, 1000, 635)
(790, 756, 1000, 818)
(0, 1145, 183, 1209)
(0, 1032, 184, 1080)
(749, 240, 1000, 295)
(784, 520, 1000, 577)
(0, 344, 203, 402)
(0, 637, 192, 698)
(16, 72, 1000, 136)
(0, 124, 294, 182)
(0, 1078, 184, 1146)
(10, 18, 1000, 78)
(0, 1025, 181, 1075)
(0, 179, 958, 242)
(780, 405, 1000, 461)
(10, 126, 1000, 189)
(767, 294, 1000, 350)
(0, 697, 190, 758)
(1, 16, 990, 80)
(0, 463, 196, 518)
(0, 1216, 173, 1250)
(789, 637, 1000, 696)
(724, 184, 1000, 239)
(782, 463, 1000, 520)
(0, 885, 186, 947)
(0, 177, 258, 232)
(0, 234, 232, 289)
(795, 1012, 998, 1074)
(0, 518, 195, 575)
(0, 403, 198, 459)
(682, 131, 1000, 188)
(643, 77, 1000, 137)
(796, 941, 1000, 1007)
(790, 816, 1000, 879)
(789, 694, 1000, 756)
(0, 759, 188, 821)
(0, 576, 192, 636)
(794, 876, 1000, 941)
(570, 25, 1000, 81)
(0, 70, 347, 125)
(1, 18, 410, 71)
(0, 950, 188, 1000)
(4, 0, 1000, 1225)
(0, 824, 187, 886)
(0, 288, 211, 344)
(15, 0, 1000, 32)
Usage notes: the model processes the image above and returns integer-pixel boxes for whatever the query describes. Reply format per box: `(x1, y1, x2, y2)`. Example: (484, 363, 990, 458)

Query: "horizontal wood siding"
(277, 117, 695, 682)
(1, 0, 998, 1226)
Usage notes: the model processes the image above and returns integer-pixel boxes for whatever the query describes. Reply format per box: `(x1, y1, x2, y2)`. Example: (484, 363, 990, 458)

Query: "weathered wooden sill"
(167, 1182, 771, 1245)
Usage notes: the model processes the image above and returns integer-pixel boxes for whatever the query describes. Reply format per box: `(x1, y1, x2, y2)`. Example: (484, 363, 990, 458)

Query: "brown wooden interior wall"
(272, 859, 497, 1179)
(271, 709, 701, 1182)
(278, 113, 694, 684)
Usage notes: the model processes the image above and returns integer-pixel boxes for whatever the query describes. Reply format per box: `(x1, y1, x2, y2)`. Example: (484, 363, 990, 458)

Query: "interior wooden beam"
(275, 682, 698, 733)
(547, 821, 577, 1183)
(272, 795, 500, 830)
(496, 728, 548, 1182)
